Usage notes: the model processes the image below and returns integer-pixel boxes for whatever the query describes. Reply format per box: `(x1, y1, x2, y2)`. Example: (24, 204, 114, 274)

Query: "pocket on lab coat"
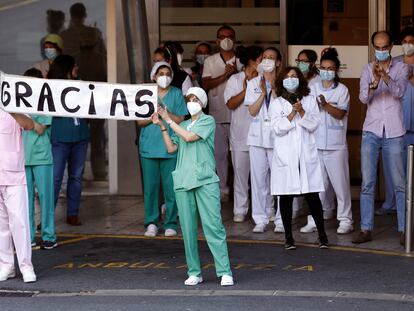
(274, 145, 289, 167)
(305, 144, 319, 164)
(327, 127, 346, 146)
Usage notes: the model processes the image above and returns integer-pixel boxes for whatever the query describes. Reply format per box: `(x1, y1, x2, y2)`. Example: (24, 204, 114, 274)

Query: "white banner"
(0, 71, 157, 120)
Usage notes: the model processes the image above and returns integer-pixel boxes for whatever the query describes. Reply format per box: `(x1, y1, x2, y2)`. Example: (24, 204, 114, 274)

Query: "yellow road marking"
(0, 0, 41, 12)
(54, 233, 414, 258)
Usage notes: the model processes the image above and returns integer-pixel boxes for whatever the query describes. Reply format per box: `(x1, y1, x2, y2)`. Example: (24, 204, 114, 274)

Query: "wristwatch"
(369, 80, 379, 90)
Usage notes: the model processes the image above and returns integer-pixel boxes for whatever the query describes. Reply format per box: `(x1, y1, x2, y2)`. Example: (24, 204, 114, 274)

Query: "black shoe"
(41, 240, 58, 250)
(318, 236, 329, 249)
(285, 239, 296, 250)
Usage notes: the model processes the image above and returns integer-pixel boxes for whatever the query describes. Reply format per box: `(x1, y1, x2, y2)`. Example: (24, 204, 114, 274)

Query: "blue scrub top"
(139, 86, 187, 159)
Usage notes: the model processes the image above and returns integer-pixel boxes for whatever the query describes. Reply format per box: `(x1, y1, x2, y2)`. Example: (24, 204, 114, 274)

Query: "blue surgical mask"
(297, 61, 310, 74)
(283, 77, 299, 93)
(375, 49, 390, 62)
(319, 69, 336, 81)
(196, 54, 209, 65)
(44, 48, 58, 61)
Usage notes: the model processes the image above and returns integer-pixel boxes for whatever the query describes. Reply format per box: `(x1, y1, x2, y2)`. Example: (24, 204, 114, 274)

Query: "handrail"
(406, 145, 414, 253)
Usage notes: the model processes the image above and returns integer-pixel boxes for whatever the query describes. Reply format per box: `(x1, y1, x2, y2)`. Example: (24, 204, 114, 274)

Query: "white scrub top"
(244, 75, 275, 149)
(311, 81, 349, 150)
(223, 71, 251, 152)
(202, 52, 242, 123)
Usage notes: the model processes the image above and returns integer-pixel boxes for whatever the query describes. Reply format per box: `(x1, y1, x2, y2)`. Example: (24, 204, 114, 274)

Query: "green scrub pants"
(25, 164, 56, 243)
(141, 157, 178, 230)
(175, 182, 232, 277)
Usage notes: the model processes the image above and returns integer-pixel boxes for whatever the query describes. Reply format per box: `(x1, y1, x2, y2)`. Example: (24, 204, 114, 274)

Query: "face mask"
(375, 49, 390, 62)
(220, 38, 234, 51)
(177, 53, 183, 66)
(319, 69, 336, 81)
(283, 77, 299, 93)
(260, 59, 275, 73)
(156, 75, 172, 89)
(402, 43, 414, 56)
(297, 61, 310, 74)
(45, 48, 58, 60)
(196, 54, 209, 65)
(187, 101, 202, 116)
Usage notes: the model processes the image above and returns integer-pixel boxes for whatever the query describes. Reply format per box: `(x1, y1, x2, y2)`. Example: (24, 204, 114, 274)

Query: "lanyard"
(264, 90, 271, 109)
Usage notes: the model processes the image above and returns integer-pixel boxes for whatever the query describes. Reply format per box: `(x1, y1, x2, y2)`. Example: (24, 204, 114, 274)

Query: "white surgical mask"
(220, 38, 234, 51)
(260, 59, 275, 73)
(283, 77, 299, 93)
(177, 53, 183, 66)
(187, 101, 202, 116)
(402, 43, 414, 56)
(156, 75, 172, 89)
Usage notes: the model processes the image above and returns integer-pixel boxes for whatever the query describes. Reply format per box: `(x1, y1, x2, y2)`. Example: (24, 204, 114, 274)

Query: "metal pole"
(406, 145, 414, 253)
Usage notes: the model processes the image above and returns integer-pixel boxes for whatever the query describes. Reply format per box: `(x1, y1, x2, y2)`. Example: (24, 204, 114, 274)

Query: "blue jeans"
(360, 131, 406, 232)
(53, 140, 88, 216)
(381, 131, 414, 211)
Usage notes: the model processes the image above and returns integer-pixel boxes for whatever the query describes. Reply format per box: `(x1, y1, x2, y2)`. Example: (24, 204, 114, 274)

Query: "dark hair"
(298, 49, 318, 77)
(276, 66, 310, 97)
(371, 30, 392, 46)
(154, 65, 172, 78)
(164, 41, 184, 54)
(320, 47, 340, 83)
(400, 27, 414, 42)
(163, 43, 180, 72)
(195, 42, 212, 54)
(154, 47, 165, 57)
(236, 45, 264, 66)
(47, 55, 76, 79)
(70, 2, 86, 19)
(24, 68, 43, 78)
(216, 24, 235, 38)
(47, 10, 65, 33)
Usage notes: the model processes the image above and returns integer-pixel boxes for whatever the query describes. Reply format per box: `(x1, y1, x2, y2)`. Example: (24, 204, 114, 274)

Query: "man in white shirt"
(202, 25, 242, 200)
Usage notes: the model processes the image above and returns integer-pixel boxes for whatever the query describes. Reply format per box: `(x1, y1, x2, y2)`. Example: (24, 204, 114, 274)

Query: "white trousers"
(319, 149, 353, 226)
(0, 185, 33, 272)
(215, 123, 230, 194)
(249, 146, 282, 225)
(231, 149, 250, 215)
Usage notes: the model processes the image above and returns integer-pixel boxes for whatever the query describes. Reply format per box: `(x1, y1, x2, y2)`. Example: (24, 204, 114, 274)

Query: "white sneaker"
(0, 267, 15, 281)
(233, 214, 246, 223)
(274, 223, 285, 233)
(22, 268, 37, 283)
(300, 223, 317, 233)
(184, 275, 203, 286)
(323, 210, 335, 220)
(253, 224, 266, 233)
(144, 224, 158, 237)
(337, 224, 354, 234)
(220, 274, 234, 286)
(165, 228, 177, 237)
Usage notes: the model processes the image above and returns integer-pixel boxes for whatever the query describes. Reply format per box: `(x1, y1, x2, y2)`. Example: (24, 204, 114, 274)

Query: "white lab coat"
(269, 95, 324, 195)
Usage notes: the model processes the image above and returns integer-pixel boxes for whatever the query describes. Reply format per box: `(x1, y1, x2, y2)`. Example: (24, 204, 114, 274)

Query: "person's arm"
(169, 112, 185, 125)
(359, 63, 376, 104)
(202, 60, 236, 91)
(11, 113, 34, 130)
(248, 77, 266, 117)
(33, 122, 47, 135)
(158, 107, 200, 142)
(136, 120, 152, 127)
(381, 63, 409, 99)
(224, 75, 246, 110)
(317, 95, 346, 120)
(151, 113, 178, 154)
(296, 98, 320, 133)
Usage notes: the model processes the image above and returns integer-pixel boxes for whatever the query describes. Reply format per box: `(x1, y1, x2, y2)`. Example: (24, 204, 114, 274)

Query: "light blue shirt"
(395, 55, 414, 133)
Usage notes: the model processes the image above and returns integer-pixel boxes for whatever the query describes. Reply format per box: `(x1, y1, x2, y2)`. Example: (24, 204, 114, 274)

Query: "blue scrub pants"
(25, 164, 56, 243)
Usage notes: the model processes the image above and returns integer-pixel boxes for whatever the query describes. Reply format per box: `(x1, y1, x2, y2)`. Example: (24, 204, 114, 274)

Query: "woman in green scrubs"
(152, 87, 233, 286)
(137, 62, 187, 237)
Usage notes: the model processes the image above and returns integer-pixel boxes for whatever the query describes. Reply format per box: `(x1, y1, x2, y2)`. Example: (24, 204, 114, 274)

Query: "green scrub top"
(51, 117, 90, 143)
(139, 86, 187, 159)
(23, 115, 53, 166)
(171, 113, 219, 192)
